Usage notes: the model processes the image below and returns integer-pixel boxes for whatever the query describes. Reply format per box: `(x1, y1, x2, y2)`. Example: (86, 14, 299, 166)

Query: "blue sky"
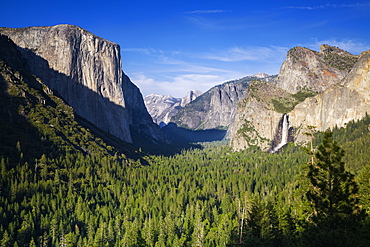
(1, 1, 370, 97)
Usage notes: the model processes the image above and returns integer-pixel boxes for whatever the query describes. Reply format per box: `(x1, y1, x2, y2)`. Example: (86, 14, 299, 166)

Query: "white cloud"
(305, 39, 370, 54)
(163, 74, 222, 95)
(184, 10, 231, 14)
(121, 48, 151, 55)
(131, 72, 242, 98)
(131, 72, 155, 86)
(122, 45, 288, 68)
(157, 55, 187, 65)
(129, 73, 157, 96)
(203, 47, 265, 62)
(125, 46, 289, 97)
(121, 48, 165, 56)
(157, 62, 231, 75)
(201, 46, 288, 62)
(283, 3, 370, 10)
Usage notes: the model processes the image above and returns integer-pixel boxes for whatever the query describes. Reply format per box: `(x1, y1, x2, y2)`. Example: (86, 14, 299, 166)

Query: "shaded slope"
(0, 34, 138, 163)
(0, 25, 165, 144)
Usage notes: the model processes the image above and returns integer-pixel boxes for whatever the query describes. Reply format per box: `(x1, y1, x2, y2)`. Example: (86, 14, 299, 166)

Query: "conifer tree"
(0, 230, 11, 247)
(305, 131, 366, 245)
(357, 162, 370, 213)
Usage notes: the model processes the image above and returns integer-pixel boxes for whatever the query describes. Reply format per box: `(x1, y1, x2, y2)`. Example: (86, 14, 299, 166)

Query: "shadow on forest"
(12, 38, 230, 156)
(0, 34, 63, 164)
(0, 34, 208, 159)
(162, 122, 226, 144)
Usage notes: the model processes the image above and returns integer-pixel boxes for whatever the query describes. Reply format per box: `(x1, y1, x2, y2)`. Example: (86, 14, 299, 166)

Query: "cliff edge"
(0, 25, 164, 143)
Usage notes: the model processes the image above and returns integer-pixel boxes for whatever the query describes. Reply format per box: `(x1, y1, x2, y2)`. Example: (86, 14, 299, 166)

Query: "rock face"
(290, 50, 370, 143)
(145, 94, 181, 126)
(231, 45, 369, 151)
(275, 45, 358, 94)
(171, 74, 275, 131)
(144, 90, 202, 126)
(181, 90, 202, 107)
(230, 80, 288, 150)
(0, 25, 163, 143)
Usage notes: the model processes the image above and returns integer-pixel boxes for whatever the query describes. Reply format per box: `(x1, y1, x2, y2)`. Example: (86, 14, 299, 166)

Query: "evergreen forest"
(1, 49, 370, 246)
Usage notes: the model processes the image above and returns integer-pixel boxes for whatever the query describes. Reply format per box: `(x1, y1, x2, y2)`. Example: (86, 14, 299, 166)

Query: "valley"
(0, 25, 369, 246)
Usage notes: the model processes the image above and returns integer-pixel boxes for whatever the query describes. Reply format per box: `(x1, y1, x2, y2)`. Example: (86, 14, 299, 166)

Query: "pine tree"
(357, 162, 370, 212)
(236, 192, 253, 244)
(142, 217, 156, 247)
(192, 204, 205, 247)
(0, 230, 11, 247)
(0, 158, 6, 180)
(29, 238, 36, 247)
(306, 131, 364, 222)
(304, 131, 366, 244)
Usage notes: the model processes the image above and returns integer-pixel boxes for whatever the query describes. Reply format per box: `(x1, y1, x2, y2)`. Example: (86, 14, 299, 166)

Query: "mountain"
(230, 45, 369, 151)
(290, 49, 370, 143)
(275, 45, 358, 94)
(144, 90, 202, 126)
(0, 24, 164, 144)
(0, 34, 138, 161)
(170, 73, 275, 131)
(229, 79, 293, 150)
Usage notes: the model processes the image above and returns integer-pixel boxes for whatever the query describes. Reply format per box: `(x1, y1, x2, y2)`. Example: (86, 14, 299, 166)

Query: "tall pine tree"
(304, 131, 366, 245)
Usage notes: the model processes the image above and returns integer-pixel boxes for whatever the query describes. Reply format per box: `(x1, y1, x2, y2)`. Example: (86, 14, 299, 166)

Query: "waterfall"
(271, 114, 289, 153)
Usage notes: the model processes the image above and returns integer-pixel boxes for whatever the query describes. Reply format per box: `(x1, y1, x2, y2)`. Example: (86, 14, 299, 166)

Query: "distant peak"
(146, 93, 161, 97)
(186, 89, 203, 96)
(145, 93, 179, 99)
(252, 72, 270, 78)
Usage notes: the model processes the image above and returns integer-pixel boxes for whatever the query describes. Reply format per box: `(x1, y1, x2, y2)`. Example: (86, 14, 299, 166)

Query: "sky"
(1, 1, 370, 98)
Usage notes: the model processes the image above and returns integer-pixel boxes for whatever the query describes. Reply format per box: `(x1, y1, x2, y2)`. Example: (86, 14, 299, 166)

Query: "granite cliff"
(290, 50, 370, 143)
(230, 80, 290, 150)
(0, 34, 137, 157)
(0, 25, 163, 143)
(144, 90, 202, 126)
(231, 45, 369, 151)
(275, 45, 358, 94)
(171, 73, 275, 131)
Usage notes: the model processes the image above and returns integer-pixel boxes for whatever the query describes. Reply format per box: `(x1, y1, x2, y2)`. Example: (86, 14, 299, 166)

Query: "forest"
(0, 113, 370, 246)
(1, 56, 370, 246)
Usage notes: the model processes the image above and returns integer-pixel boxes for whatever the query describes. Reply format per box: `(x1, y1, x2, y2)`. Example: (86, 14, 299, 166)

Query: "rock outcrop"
(0, 25, 163, 143)
(231, 45, 368, 151)
(290, 50, 370, 143)
(145, 94, 181, 126)
(275, 45, 358, 94)
(171, 74, 275, 131)
(230, 80, 288, 150)
(181, 90, 202, 107)
(144, 90, 202, 126)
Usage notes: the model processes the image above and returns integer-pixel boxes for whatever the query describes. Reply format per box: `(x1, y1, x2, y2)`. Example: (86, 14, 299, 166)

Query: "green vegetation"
(272, 90, 317, 114)
(1, 54, 370, 246)
(241, 79, 317, 114)
(237, 120, 269, 148)
(288, 45, 358, 72)
(271, 98, 295, 113)
(303, 131, 366, 245)
(322, 50, 358, 72)
(291, 90, 317, 102)
(1, 109, 369, 246)
(0, 59, 133, 164)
